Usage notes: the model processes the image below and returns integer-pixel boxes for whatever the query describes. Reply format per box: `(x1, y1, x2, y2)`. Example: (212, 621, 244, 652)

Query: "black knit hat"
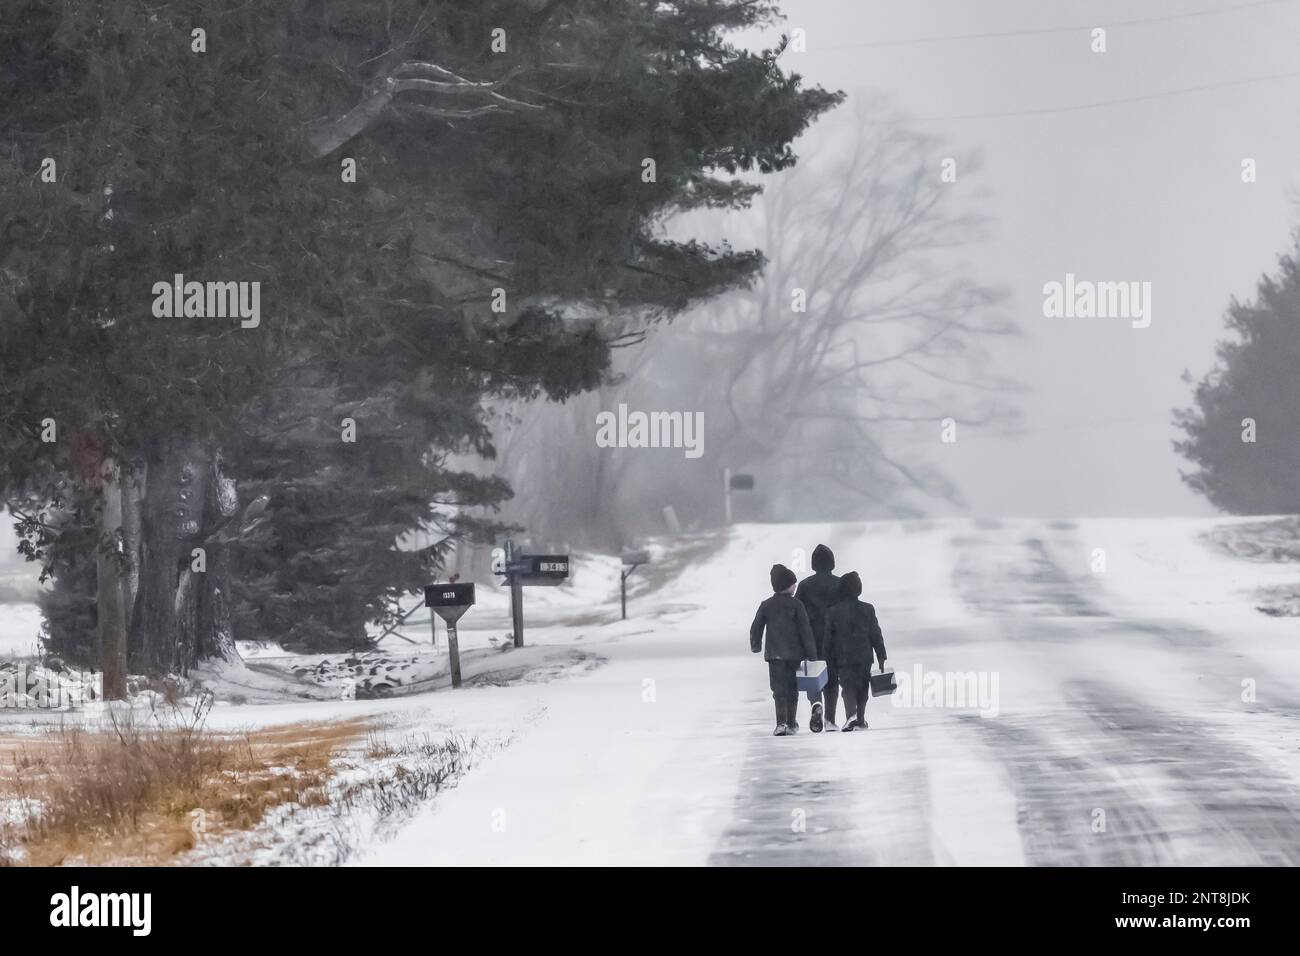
(770, 563, 797, 592)
(811, 544, 835, 572)
(839, 571, 862, 599)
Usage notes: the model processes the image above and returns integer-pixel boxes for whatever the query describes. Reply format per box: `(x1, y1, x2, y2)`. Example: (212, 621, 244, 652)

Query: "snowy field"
(0, 603, 43, 662)
(2, 516, 1299, 865)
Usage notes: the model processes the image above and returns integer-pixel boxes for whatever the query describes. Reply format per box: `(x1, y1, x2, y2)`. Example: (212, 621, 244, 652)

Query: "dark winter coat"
(797, 575, 840, 655)
(824, 573, 886, 674)
(750, 593, 817, 663)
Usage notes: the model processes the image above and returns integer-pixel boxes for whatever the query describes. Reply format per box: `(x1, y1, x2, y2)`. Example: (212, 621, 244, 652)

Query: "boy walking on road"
(797, 544, 841, 733)
(750, 564, 818, 736)
(824, 571, 888, 732)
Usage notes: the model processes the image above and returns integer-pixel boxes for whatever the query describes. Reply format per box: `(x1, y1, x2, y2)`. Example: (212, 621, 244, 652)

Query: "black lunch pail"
(869, 667, 897, 697)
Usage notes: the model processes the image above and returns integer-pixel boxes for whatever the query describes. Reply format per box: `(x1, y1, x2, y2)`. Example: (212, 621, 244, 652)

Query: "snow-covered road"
(356, 517, 1300, 866)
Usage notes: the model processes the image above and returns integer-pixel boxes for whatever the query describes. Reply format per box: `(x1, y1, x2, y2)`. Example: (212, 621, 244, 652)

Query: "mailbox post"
(498, 542, 570, 647)
(723, 468, 755, 525)
(724, 467, 732, 524)
(425, 582, 475, 688)
(506, 539, 524, 649)
(620, 549, 651, 620)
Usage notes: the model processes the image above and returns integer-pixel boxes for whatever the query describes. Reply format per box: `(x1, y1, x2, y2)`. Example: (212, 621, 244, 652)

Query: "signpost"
(425, 582, 475, 688)
(619, 550, 651, 620)
(723, 468, 755, 524)
(499, 540, 570, 647)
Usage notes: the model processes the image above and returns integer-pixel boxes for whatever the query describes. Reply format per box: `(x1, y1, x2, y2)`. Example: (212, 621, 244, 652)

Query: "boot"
(773, 698, 788, 736)
(823, 691, 839, 731)
(786, 695, 800, 734)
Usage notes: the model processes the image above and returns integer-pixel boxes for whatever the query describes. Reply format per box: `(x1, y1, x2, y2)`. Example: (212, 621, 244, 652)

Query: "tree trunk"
(121, 462, 143, 609)
(133, 437, 238, 677)
(96, 462, 128, 700)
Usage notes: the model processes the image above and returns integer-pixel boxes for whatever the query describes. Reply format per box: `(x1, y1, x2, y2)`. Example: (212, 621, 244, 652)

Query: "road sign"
(729, 473, 755, 491)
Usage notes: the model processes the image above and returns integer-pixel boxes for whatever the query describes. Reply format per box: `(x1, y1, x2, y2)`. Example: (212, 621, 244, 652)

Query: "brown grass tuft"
(0, 697, 371, 866)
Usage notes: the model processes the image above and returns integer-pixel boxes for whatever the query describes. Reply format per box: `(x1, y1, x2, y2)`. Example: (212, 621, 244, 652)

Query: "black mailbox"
(425, 583, 476, 624)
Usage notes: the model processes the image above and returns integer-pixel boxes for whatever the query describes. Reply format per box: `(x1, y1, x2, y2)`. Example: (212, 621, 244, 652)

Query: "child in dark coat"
(750, 564, 818, 736)
(823, 571, 887, 731)
(796, 543, 841, 731)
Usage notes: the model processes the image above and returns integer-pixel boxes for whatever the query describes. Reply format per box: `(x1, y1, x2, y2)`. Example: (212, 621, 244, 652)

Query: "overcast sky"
(742, 0, 1300, 517)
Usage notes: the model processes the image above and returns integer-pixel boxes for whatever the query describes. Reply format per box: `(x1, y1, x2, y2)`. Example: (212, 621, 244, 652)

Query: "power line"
(975, 413, 1175, 439)
(816, 66, 1300, 125)
(816, 0, 1295, 52)
(911, 67, 1300, 121)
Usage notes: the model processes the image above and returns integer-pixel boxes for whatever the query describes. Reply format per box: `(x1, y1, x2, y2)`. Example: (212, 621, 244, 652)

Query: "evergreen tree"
(0, 1, 841, 676)
(1175, 239, 1300, 513)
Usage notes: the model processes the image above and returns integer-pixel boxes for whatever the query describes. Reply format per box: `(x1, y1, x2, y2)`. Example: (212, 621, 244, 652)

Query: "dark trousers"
(823, 661, 840, 723)
(814, 638, 839, 723)
(768, 660, 800, 722)
(840, 669, 871, 723)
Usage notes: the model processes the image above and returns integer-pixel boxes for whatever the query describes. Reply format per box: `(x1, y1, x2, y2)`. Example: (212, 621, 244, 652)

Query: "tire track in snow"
(709, 698, 934, 866)
(952, 524, 1300, 865)
(710, 523, 937, 865)
(955, 712, 1174, 865)
(1065, 679, 1300, 865)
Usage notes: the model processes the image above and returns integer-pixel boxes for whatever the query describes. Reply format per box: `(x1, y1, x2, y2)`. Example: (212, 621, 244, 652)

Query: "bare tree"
(493, 100, 1020, 546)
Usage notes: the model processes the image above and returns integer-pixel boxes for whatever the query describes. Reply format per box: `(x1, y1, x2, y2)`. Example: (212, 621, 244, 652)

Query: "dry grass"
(181, 729, 479, 866)
(339, 732, 472, 822)
(0, 696, 372, 866)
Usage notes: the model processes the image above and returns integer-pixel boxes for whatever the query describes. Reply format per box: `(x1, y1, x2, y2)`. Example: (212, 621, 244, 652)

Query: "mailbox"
(509, 554, 570, 586)
(425, 582, 476, 625)
(618, 550, 651, 620)
(423, 582, 475, 688)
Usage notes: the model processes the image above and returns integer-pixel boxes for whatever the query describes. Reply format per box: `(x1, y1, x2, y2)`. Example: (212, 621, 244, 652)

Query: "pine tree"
(0, 1, 841, 677)
(1175, 240, 1300, 513)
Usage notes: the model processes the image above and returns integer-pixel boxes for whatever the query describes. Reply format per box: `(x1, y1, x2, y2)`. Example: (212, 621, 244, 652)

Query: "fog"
(734, 0, 1300, 518)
